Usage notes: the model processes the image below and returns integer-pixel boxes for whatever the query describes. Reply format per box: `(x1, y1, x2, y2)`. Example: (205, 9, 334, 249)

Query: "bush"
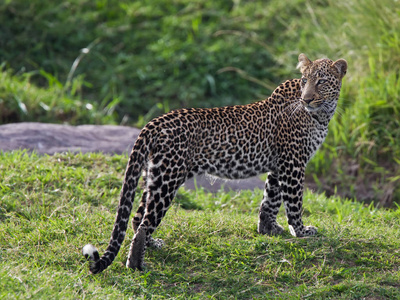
(0, 0, 291, 123)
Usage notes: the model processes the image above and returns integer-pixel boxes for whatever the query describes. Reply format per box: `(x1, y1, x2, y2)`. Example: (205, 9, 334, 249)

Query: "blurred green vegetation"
(1, 0, 399, 204)
(0, 0, 283, 124)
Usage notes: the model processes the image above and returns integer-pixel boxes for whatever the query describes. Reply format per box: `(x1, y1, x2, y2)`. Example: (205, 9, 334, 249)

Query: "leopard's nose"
(303, 98, 314, 105)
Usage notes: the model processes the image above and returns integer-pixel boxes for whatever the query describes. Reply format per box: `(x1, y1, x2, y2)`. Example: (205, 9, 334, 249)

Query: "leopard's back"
(144, 78, 320, 181)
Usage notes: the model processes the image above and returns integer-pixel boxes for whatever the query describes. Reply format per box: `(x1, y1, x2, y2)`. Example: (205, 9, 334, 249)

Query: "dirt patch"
(0, 122, 139, 154)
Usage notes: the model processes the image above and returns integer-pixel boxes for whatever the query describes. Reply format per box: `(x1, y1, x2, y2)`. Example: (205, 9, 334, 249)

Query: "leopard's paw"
(147, 237, 165, 249)
(258, 221, 284, 236)
(289, 225, 317, 237)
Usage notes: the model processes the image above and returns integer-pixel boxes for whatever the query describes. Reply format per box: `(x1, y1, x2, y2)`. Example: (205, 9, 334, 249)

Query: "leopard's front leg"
(280, 163, 317, 237)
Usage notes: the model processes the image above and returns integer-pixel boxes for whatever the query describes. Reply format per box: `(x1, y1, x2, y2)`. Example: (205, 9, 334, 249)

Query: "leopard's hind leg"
(126, 159, 186, 270)
(258, 172, 284, 235)
(132, 171, 147, 234)
(131, 172, 164, 249)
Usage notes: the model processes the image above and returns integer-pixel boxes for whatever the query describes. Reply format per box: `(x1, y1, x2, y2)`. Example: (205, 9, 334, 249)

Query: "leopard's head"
(296, 53, 347, 117)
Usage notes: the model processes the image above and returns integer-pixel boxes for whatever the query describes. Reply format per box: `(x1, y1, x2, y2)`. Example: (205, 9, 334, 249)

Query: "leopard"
(82, 53, 347, 274)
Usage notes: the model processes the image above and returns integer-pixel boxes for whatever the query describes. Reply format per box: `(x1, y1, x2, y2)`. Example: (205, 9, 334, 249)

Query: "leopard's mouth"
(300, 99, 323, 112)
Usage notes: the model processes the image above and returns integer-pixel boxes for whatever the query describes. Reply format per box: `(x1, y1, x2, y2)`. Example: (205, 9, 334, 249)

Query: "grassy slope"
(1, 151, 399, 299)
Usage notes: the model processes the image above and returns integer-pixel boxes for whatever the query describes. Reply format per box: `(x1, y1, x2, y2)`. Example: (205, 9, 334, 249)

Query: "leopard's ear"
(297, 53, 312, 73)
(331, 59, 348, 79)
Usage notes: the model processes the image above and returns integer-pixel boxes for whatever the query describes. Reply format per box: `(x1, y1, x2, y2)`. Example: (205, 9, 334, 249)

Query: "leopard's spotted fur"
(83, 54, 347, 273)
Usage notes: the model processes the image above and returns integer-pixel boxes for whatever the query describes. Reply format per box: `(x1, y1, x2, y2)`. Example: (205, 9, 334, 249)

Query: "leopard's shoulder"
(271, 78, 301, 101)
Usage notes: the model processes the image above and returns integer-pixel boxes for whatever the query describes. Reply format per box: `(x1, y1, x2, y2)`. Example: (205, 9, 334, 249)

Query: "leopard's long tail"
(82, 129, 151, 274)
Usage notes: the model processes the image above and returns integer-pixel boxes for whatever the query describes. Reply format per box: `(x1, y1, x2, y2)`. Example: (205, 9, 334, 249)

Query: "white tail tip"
(82, 244, 99, 261)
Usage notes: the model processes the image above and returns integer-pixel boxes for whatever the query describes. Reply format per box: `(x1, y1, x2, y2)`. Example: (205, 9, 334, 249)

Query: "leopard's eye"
(302, 78, 307, 84)
(318, 79, 327, 84)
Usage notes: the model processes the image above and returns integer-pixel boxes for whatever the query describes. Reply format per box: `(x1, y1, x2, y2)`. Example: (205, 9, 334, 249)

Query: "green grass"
(1, 151, 400, 299)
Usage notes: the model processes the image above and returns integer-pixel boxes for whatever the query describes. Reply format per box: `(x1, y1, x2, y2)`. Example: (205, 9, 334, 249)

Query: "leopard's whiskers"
(283, 99, 307, 120)
(283, 101, 299, 115)
(290, 102, 304, 119)
(335, 105, 345, 117)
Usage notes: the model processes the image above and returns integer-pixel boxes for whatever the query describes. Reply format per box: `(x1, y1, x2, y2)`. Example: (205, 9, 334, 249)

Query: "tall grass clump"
(260, 0, 400, 204)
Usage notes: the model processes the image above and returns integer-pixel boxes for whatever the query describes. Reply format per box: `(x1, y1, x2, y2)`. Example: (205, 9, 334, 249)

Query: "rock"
(0, 122, 264, 192)
(0, 122, 139, 155)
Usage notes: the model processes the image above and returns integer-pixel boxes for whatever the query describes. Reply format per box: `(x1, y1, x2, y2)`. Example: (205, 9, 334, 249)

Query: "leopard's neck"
(309, 100, 338, 127)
